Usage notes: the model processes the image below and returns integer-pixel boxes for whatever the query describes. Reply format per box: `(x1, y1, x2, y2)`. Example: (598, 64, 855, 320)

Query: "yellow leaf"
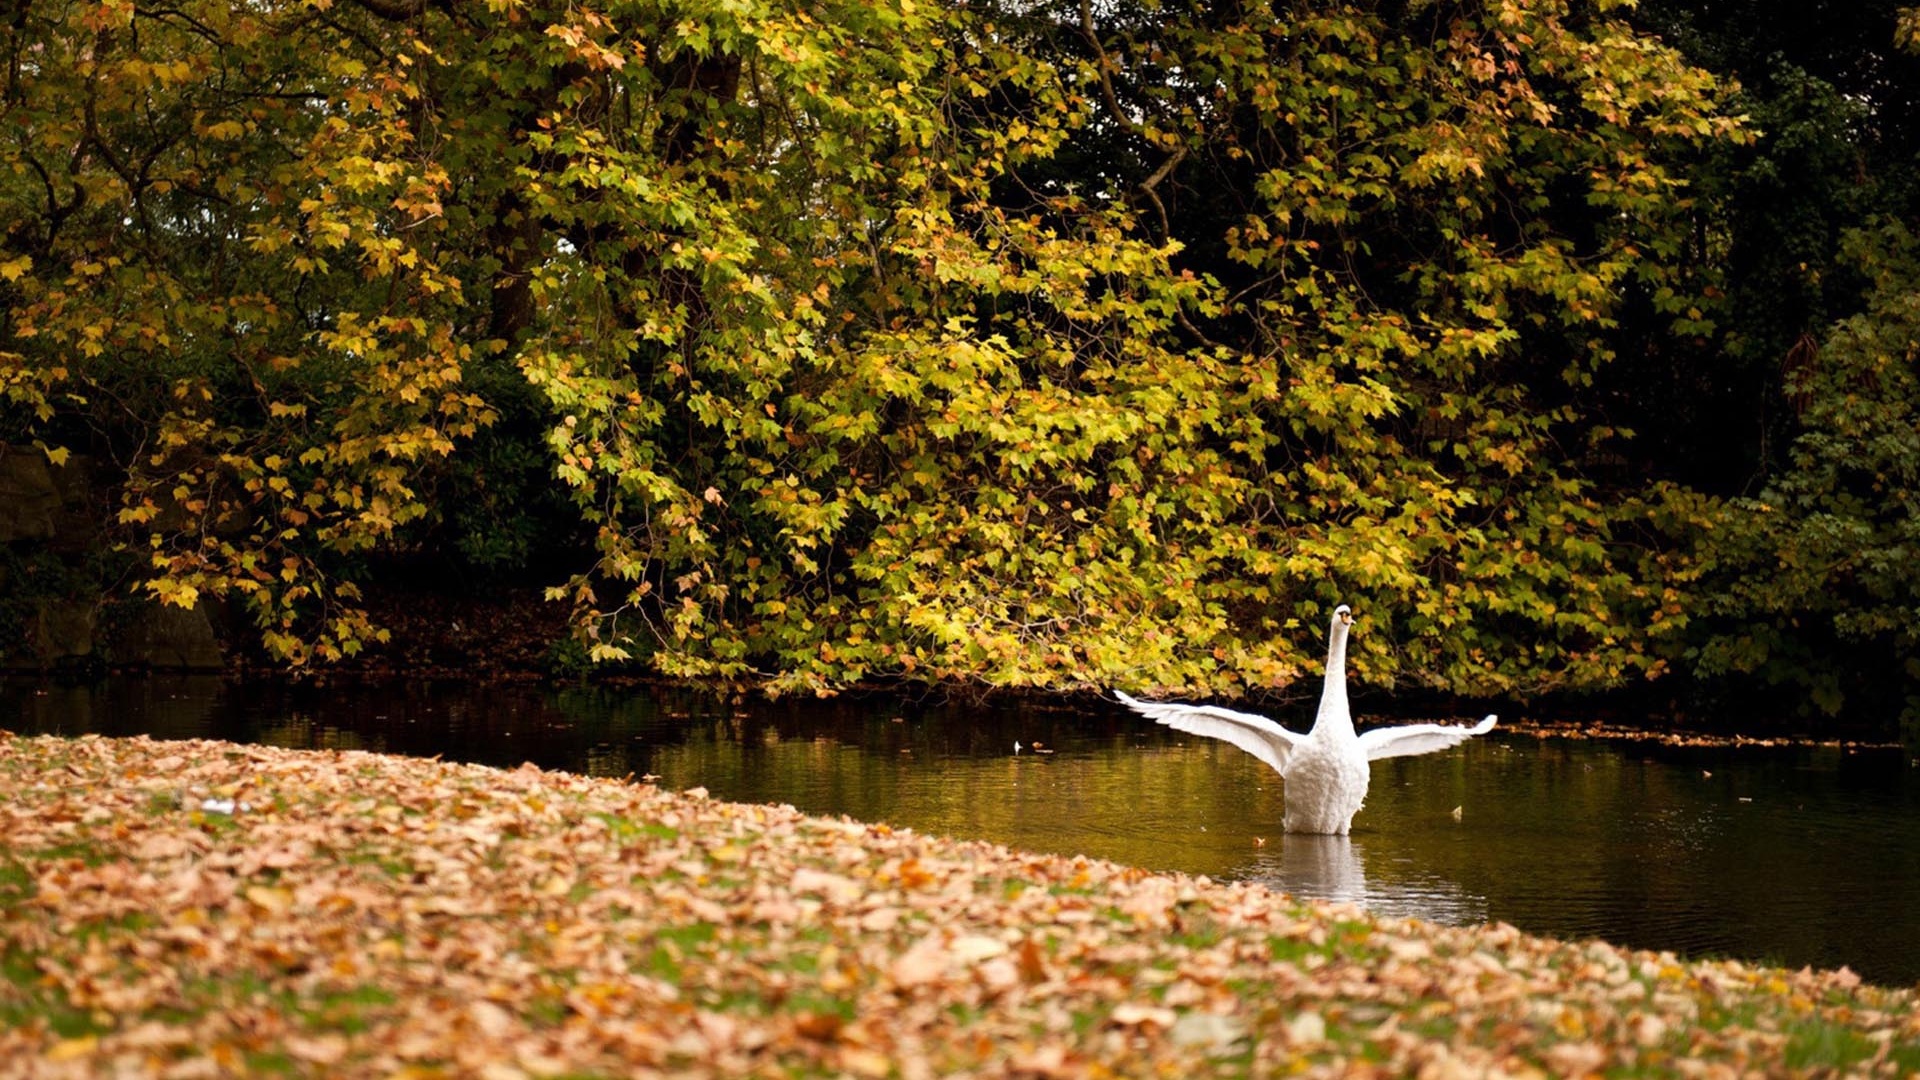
(245, 885, 295, 913)
(46, 1037, 98, 1062)
(157, 583, 201, 609)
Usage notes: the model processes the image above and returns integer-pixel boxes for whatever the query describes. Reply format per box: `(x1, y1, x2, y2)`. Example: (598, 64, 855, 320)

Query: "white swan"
(1117, 604, 1496, 835)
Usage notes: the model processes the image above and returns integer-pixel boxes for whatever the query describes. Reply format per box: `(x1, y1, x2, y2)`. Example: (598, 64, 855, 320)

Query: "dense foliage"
(1673, 226, 1920, 725)
(1623, 0, 1920, 727)
(3, 0, 1918, 728)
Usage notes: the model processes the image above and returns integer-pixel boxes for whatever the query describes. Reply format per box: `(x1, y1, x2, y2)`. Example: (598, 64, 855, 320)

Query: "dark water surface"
(8, 676, 1920, 986)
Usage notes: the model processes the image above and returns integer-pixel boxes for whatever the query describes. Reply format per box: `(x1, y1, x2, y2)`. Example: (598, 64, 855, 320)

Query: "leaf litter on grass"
(2, 730, 1917, 1078)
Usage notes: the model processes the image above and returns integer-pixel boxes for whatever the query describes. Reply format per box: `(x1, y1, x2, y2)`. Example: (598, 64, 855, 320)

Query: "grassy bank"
(2, 731, 1916, 1078)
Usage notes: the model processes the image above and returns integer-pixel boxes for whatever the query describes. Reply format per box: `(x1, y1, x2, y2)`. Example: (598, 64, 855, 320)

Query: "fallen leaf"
(1170, 1011, 1248, 1053)
(1111, 1003, 1176, 1027)
(950, 935, 1009, 964)
(890, 933, 950, 988)
(1285, 1011, 1327, 1045)
(244, 885, 294, 913)
(46, 1036, 98, 1061)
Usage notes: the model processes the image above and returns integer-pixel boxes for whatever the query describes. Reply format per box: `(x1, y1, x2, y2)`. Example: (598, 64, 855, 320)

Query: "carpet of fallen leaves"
(1496, 719, 1902, 751)
(4, 733, 1919, 1079)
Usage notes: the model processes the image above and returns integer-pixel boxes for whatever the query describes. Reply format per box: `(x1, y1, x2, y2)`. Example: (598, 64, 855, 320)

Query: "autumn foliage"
(11, 0, 1918, 721)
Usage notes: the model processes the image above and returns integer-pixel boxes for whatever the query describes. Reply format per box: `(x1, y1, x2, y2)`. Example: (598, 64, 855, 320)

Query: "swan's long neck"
(1313, 620, 1355, 740)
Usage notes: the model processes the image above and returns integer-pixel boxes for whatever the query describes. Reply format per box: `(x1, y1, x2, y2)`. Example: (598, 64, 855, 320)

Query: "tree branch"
(1077, 0, 1182, 239)
(1079, 0, 1214, 348)
(343, 0, 445, 22)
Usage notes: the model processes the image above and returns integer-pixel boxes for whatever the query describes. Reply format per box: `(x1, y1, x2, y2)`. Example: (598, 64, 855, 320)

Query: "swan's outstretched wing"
(1115, 691, 1307, 776)
(1357, 715, 1497, 761)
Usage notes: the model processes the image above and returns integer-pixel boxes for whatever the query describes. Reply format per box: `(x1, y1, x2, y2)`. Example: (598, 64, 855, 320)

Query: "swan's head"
(1333, 604, 1353, 629)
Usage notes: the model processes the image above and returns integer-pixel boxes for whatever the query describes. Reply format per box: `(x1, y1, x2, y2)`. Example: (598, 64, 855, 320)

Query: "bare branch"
(1077, 0, 1183, 239)
(344, 0, 435, 22)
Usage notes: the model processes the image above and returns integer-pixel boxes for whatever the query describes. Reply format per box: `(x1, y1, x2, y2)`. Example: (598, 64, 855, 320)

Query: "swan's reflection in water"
(1242, 834, 1488, 925)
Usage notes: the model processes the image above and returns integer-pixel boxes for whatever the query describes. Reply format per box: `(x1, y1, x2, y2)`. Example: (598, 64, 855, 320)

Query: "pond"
(7, 676, 1919, 986)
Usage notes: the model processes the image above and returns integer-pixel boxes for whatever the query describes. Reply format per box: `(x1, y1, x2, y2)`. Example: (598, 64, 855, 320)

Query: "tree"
(2, 0, 1742, 699)
(1620, 0, 1920, 493)
(1620, 2, 1920, 732)
(2, 0, 495, 661)
(924, 0, 1742, 694)
(1680, 224, 1920, 730)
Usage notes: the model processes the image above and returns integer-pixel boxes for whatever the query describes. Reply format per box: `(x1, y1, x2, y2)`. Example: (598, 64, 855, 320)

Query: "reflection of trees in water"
(581, 743, 636, 779)
(255, 716, 372, 754)
(3, 675, 224, 739)
(1242, 835, 1488, 926)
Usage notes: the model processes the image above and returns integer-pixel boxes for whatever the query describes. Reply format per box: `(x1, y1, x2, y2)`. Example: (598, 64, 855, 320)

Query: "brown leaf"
(1016, 937, 1051, 983)
(283, 1034, 348, 1064)
(793, 1011, 844, 1041)
(890, 932, 950, 988)
(792, 867, 862, 905)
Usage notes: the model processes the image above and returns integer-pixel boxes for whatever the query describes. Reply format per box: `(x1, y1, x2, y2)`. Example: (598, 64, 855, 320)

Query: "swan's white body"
(1117, 605, 1496, 835)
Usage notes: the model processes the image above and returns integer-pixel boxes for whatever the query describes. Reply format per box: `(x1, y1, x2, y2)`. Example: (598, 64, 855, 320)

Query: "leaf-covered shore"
(3, 731, 1917, 1078)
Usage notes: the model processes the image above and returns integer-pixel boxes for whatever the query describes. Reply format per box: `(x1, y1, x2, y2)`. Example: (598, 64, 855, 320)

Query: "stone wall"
(0, 444, 227, 671)
(0, 450, 70, 544)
